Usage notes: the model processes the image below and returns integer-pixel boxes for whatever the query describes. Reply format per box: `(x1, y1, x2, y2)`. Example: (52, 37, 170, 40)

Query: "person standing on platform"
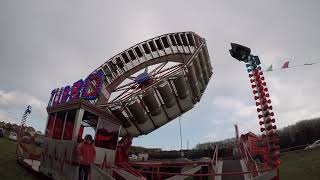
(76, 134, 96, 180)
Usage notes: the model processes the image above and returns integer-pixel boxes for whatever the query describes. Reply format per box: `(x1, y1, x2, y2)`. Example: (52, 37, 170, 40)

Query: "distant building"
(240, 131, 258, 148)
(147, 148, 162, 153)
(138, 153, 149, 161)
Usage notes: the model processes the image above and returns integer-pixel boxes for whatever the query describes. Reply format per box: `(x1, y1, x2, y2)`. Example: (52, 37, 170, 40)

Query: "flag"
(282, 61, 289, 68)
(266, 64, 273, 71)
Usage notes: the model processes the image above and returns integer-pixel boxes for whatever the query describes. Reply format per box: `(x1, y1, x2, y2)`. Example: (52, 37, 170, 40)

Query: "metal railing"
(211, 145, 219, 174)
(239, 142, 260, 178)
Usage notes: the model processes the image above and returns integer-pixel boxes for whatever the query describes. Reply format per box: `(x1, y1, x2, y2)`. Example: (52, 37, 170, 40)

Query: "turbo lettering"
(70, 80, 83, 101)
(82, 70, 104, 100)
(53, 88, 63, 106)
(47, 71, 104, 107)
(60, 86, 70, 103)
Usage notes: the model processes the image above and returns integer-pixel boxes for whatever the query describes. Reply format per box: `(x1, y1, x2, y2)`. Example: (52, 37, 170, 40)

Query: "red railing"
(106, 165, 277, 179)
(239, 142, 260, 178)
(211, 145, 219, 174)
(116, 146, 219, 180)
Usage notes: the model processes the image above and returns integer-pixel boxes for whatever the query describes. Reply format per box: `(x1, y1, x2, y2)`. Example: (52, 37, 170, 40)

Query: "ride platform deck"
(221, 160, 245, 180)
(18, 158, 40, 172)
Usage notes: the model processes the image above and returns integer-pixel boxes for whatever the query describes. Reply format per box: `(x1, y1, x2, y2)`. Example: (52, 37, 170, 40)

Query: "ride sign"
(48, 70, 104, 107)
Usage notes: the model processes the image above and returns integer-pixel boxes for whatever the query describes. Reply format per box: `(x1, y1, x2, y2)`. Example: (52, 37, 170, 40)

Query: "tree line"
(129, 117, 320, 159)
(278, 117, 320, 149)
(195, 117, 320, 150)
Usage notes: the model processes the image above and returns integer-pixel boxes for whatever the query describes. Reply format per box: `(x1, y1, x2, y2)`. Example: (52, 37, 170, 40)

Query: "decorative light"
(256, 82, 262, 88)
(266, 125, 277, 130)
(82, 70, 104, 100)
(266, 131, 277, 137)
(70, 80, 84, 101)
(266, 118, 275, 124)
(261, 99, 271, 105)
(260, 92, 270, 98)
(257, 81, 266, 87)
(60, 86, 70, 103)
(53, 88, 63, 106)
(263, 111, 274, 117)
(48, 89, 57, 107)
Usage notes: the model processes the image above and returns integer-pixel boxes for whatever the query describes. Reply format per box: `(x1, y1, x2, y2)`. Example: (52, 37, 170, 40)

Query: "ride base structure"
(16, 33, 279, 180)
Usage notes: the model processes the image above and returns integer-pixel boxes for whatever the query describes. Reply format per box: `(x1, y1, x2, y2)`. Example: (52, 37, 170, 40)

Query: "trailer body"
(240, 132, 268, 162)
(40, 100, 120, 180)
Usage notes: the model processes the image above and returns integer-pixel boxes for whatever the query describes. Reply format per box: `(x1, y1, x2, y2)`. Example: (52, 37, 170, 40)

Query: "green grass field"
(0, 137, 320, 180)
(0, 138, 41, 180)
(280, 148, 320, 180)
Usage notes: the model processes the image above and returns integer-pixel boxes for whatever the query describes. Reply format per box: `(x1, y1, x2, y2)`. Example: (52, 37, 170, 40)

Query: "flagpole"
(178, 116, 183, 158)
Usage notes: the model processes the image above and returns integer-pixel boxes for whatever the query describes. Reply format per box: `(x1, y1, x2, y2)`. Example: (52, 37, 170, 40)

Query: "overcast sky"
(1, 0, 320, 150)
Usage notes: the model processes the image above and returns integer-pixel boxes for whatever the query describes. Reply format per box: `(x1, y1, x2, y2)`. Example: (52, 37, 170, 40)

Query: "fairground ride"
(16, 32, 215, 180)
(15, 33, 280, 180)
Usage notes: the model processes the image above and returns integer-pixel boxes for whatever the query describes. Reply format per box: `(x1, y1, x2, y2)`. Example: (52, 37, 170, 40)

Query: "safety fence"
(112, 146, 220, 180)
(211, 145, 219, 173)
(238, 142, 260, 178)
(104, 164, 278, 180)
(127, 160, 216, 179)
(16, 140, 41, 160)
(16, 141, 280, 180)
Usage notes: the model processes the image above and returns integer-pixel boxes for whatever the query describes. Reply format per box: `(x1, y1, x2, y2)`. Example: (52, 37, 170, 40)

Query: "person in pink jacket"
(76, 134, 96, 180)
